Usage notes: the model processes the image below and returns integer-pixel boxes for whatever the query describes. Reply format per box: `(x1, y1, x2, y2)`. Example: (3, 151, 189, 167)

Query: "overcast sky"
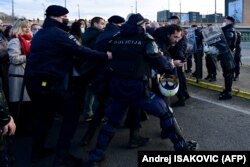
(0, 0, 225, 21)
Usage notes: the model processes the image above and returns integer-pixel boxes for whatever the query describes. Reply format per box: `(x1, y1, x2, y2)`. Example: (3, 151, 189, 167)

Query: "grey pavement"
(186, 42, 250, 96)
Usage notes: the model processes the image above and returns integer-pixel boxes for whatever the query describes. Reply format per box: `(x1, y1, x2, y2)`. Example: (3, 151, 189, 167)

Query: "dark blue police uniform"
(24, 15, 109, 164)
(88, 14, 197, 165)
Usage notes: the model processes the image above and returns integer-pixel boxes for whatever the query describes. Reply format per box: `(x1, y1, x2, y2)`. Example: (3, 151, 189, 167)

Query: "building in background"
(225, 0, 250, 25)
(157, 0, 250, 26)
(157, 10, 223, 25)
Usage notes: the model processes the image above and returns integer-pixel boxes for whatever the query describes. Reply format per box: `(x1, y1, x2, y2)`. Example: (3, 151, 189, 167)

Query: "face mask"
(32, 29, 39, 35)
(62, 18, 69, 26)
(81, 28, 85, 33)
(222, 22, 227, 27)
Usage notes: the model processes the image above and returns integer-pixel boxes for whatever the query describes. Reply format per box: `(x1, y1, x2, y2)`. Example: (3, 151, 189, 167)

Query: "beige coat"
(8, 38, 30, 102)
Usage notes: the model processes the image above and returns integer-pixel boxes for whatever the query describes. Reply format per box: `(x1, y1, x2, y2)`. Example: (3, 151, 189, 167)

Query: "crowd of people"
(0, 4, 242, 167)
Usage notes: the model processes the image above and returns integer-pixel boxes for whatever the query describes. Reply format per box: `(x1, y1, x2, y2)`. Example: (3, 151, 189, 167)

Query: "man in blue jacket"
(24, 5, 111, 167)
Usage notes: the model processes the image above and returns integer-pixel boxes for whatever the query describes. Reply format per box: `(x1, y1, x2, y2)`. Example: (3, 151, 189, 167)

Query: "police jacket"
(235, 31, 241, 57)
(194, 28, 204, 54)
(95, 23, 121, 52)
(109, 23, 173, 80)
(222, 24, 236, 52)
(219, 24, 236, 71)
(25, 18, 108, 80)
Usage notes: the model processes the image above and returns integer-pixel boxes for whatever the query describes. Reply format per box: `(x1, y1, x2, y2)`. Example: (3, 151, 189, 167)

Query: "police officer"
(191, 24, 204, 80)
(24, 5, 111, 166)
(219, 16, 237, 100)
(86, 14, 198, 167)
(204, 24, 217, 82)
(81, 15, 149, 148)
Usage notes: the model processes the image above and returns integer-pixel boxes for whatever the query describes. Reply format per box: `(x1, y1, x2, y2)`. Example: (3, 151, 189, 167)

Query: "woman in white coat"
(8, 18, 32, 135)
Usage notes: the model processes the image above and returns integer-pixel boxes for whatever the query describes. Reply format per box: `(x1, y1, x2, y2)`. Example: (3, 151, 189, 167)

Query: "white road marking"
(190, 94, 250, 115)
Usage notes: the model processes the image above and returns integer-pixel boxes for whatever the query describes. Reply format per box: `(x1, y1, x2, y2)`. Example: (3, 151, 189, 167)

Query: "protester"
(168, 16, 190, 107)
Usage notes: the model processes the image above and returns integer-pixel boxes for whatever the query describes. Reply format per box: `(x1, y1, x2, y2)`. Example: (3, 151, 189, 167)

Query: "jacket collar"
(43, 17, 70, 32)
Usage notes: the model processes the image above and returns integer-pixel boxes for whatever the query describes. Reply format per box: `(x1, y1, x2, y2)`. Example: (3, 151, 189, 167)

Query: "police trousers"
(25, 75, 81, 155)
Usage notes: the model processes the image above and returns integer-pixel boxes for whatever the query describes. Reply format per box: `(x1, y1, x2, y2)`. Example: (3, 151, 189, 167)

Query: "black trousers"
(222, 69, 233, 93)
(234, 54, 241, 76)
(176, 67, 189, 102)
(205, 54, 217, 77)
(25, 76, 81, 156)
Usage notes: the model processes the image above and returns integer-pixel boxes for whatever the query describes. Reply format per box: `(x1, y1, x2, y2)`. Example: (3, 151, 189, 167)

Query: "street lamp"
(77, 4, 80, 19)
(42, 3, 45, 19)
(179, 0, 181, 22)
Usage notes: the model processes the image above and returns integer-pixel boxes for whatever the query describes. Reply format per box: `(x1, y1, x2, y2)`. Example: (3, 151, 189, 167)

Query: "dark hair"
(3, 25, 12, 39)
(165, 24, 182, 35)
(31, 23, 40, 29)
(154, 24, 182, 49)
(70, 21, 82, 39)
(90, 17, 104, 27)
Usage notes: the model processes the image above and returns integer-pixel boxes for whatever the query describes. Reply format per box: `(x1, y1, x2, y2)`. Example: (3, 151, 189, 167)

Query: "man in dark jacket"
(86, 14, 198, 167)
(24, 5, 111, 166)
(168, 16, 190, 107)
(219, 16, 237, 100)
(79, 16, 105, 122)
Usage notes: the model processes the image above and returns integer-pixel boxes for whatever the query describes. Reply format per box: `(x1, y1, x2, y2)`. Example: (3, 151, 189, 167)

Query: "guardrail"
(237, 27, 250, 42)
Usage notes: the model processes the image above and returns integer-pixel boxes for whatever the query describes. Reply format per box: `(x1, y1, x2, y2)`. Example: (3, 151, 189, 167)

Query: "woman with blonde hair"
(8, 18, 32, 135)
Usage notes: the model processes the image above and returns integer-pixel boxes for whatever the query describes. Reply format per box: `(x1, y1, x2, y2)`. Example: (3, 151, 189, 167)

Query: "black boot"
(161, 114, 198, 151)
(31, 148, 55, 163)
(170, 100, 185, 107)
(53, 149, 82, 167)
(209, 75, 216, 82)
(129, 129, 149, 148)
(219, 91, 232, 100)
(233, 74, 239, 81)
(204, 75, 211, 80)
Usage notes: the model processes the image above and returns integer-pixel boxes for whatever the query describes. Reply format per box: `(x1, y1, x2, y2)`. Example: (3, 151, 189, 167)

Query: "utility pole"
(168, 0, 170, 10)
(65, 0, 66, 8)
(77, 4, 80, 19)
(135, 0, 137, 13)
(42, 3, 45, 19)
(179, 0, 181, 22)
(12, 0, 14, 22)
(215, 0, 217, 23)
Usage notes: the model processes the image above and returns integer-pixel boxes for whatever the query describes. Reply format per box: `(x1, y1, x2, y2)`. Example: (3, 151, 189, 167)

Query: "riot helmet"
(157, 73, 179, 97)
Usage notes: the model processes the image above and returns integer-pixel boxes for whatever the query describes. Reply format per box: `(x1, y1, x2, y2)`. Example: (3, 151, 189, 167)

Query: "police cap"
(45, 5, 69, 17)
